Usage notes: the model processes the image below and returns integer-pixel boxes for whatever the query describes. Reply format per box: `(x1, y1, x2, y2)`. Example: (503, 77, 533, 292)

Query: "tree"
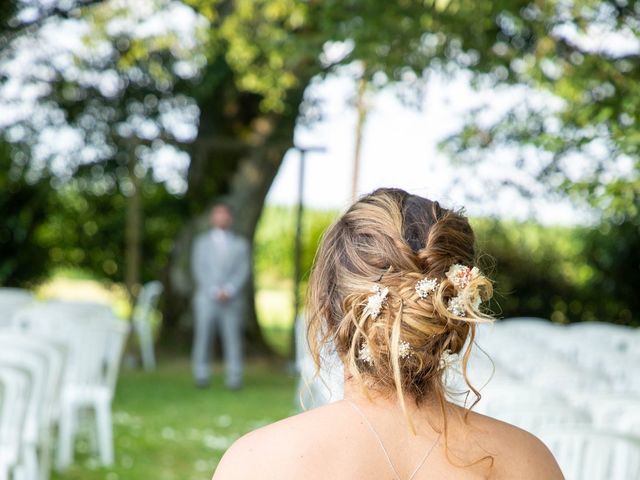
(158, 0, 540, 346)
(0, 140, 52, 285)
(439, 1, 639, 219)
(7, 0, 515, 349)
(436, 1, 640, 324)
(3, 0, 638, 349)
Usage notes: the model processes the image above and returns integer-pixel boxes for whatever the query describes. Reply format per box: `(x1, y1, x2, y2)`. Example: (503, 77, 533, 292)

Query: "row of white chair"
(0, 299, 129, 480)
(466, 318, 640, 479)
(0, 333, 64, 480)
(297, 316, 640, 479)
(0, 283, 163, 372)
(0, 365, 31, 480)
(474, 319, 640, 394)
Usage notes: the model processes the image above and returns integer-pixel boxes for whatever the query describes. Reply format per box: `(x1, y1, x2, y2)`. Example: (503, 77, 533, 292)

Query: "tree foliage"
(439, 0, 640, 220)
(1, 0, 638, 341)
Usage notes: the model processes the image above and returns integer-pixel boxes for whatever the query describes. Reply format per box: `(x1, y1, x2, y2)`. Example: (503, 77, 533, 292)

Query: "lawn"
(52, 359, 298, 480)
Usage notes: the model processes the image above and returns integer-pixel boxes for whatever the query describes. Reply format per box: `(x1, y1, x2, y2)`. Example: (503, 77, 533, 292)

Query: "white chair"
(0, 367, 31, 480)
(497, 317, 560, 343)
(567, 322, 637, 355)
(0, 347, 49, 480)
(529, 355, 610, 393)
(132, 281, 163, 371)
(0, 288, 34, 327)
(539, 427, 640, 480)
(586, 395, 640, 435)
(0, 332, 66, 480)
(487, 404, 591, 435)
(295, 315, 344, 409)
(463, 345, 520, 387)
(476, 383, 567, 413)
(11, 302, 129, 469)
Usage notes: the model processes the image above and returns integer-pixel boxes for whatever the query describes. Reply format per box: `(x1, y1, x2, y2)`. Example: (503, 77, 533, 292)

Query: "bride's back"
(213, 188, 563, 479)
(214, 398, 562, 479)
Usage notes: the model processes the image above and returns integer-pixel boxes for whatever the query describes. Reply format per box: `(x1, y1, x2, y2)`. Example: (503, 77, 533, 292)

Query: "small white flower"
(469, 291, 482, 311)
(398, 340, 412, 359)
(447, 295, 466, 317)
(446, 264, 480, 290)
(358, 342, 374, 365)
(438, 349, 459, 370)
(415, 277, 438, 299)
(363, 284, 389, 319)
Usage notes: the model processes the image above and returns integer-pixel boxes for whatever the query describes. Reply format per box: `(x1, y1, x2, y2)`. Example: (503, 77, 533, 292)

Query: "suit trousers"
(192, 292, 243, 386)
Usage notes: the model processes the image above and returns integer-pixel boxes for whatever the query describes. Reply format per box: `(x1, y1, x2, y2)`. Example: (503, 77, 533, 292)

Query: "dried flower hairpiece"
(438, 349, 459, 370)
(359, 342, 374, 365)
(358, 339, 414, 366)
(445, 263, 483, 317)
(398, 340, 412, 359)
(446, 264, 480, 290)
(415, 277, 438, 299)
(363, 284, 389, 320)
(447, 296, 465, 317)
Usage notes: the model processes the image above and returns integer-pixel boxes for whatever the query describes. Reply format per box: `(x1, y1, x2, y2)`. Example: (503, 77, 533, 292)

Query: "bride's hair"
(306, 187, 494, 444)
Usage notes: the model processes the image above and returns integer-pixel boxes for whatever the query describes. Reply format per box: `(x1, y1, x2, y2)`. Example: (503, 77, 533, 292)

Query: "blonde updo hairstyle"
(306, 188, 494, 441)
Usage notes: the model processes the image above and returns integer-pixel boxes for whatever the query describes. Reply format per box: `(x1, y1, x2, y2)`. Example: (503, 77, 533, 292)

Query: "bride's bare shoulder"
(460, 409, 564, 479)
(212, 402, 347, 480)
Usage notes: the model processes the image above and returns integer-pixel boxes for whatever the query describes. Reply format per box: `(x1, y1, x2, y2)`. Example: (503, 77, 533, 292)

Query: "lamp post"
(291, 145, 326, 361)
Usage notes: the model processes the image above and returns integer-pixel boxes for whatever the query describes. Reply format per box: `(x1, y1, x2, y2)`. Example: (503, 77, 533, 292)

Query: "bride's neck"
(343, 376, 441, 414)
(342, 378, 451, 437)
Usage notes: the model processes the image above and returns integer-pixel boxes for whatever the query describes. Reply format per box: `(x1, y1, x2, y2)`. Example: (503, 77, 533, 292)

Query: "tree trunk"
(159, 68, 308, 356)
(351, 76, 368, 202)
(125, 146, 142, 302)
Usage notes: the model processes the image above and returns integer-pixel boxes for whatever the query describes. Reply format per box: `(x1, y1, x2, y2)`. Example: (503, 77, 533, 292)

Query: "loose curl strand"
(305, 187, 496, 467)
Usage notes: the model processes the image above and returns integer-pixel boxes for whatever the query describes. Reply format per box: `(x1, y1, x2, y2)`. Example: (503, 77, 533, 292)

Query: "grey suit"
(191, 228, 251, 387)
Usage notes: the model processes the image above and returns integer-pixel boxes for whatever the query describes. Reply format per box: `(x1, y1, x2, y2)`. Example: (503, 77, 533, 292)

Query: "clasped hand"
(215, 288, 231, 303)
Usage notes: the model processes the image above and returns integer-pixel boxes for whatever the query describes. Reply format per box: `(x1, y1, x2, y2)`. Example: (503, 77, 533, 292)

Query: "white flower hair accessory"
(438, 349, 459, 370)
(359, 342, 374, 365)
(446, 264, 480, 290)
(447, 296, 465, 317)
(398, 340, 412, 359)
(469, 292, 482, 311)
(363, 284, 389, 320)
(445, 263, 484, 317)
(359, 339, 413, 365)
(415, 277, 438, 299)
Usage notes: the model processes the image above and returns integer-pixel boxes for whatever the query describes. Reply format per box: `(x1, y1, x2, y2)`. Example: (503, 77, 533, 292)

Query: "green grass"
(52, 359, 297, 480)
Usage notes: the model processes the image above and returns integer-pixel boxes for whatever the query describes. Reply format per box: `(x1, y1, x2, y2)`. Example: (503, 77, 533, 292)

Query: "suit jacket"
(191, 229, 251, 306)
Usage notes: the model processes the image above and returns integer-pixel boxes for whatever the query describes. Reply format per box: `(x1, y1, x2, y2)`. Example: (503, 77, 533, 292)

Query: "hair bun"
(306, 188, 495, 419)
(417, 210, 475, 276)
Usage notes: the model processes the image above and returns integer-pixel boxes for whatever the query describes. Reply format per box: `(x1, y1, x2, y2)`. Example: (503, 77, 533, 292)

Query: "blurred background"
(0, 0, 639, 479)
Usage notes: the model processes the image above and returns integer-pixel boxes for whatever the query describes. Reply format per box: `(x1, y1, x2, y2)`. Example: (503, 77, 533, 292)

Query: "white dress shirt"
(210, 228, 235, 297)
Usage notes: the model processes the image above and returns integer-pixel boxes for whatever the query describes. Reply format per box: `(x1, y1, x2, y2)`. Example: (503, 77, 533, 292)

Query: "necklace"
(347, 400, 441, 480)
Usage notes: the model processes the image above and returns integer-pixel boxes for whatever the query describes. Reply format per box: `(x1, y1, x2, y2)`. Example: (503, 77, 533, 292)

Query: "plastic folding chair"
(0, 347, 50, 480)
(490, 405, 591, 436)
(132, 281, 163, 371)
(11, 302, 129, 469)
(0, 366, 31, 480)
(295, 314, 344, 409)
(538, 426, 640, 480)
(0, 332, 66, 480)
(475, 383, 568, 416)
(0, 288, 34, 327)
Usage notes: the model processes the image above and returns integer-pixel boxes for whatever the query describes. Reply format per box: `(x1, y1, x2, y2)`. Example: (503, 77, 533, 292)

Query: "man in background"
(191, 202, 250, 390)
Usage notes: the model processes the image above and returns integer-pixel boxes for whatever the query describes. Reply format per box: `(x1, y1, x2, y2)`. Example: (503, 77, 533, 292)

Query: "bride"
(213, 188, 563, 479)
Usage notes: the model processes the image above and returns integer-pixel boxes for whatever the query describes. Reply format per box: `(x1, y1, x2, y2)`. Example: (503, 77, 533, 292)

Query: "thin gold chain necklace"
(348, 400, 441, 480)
